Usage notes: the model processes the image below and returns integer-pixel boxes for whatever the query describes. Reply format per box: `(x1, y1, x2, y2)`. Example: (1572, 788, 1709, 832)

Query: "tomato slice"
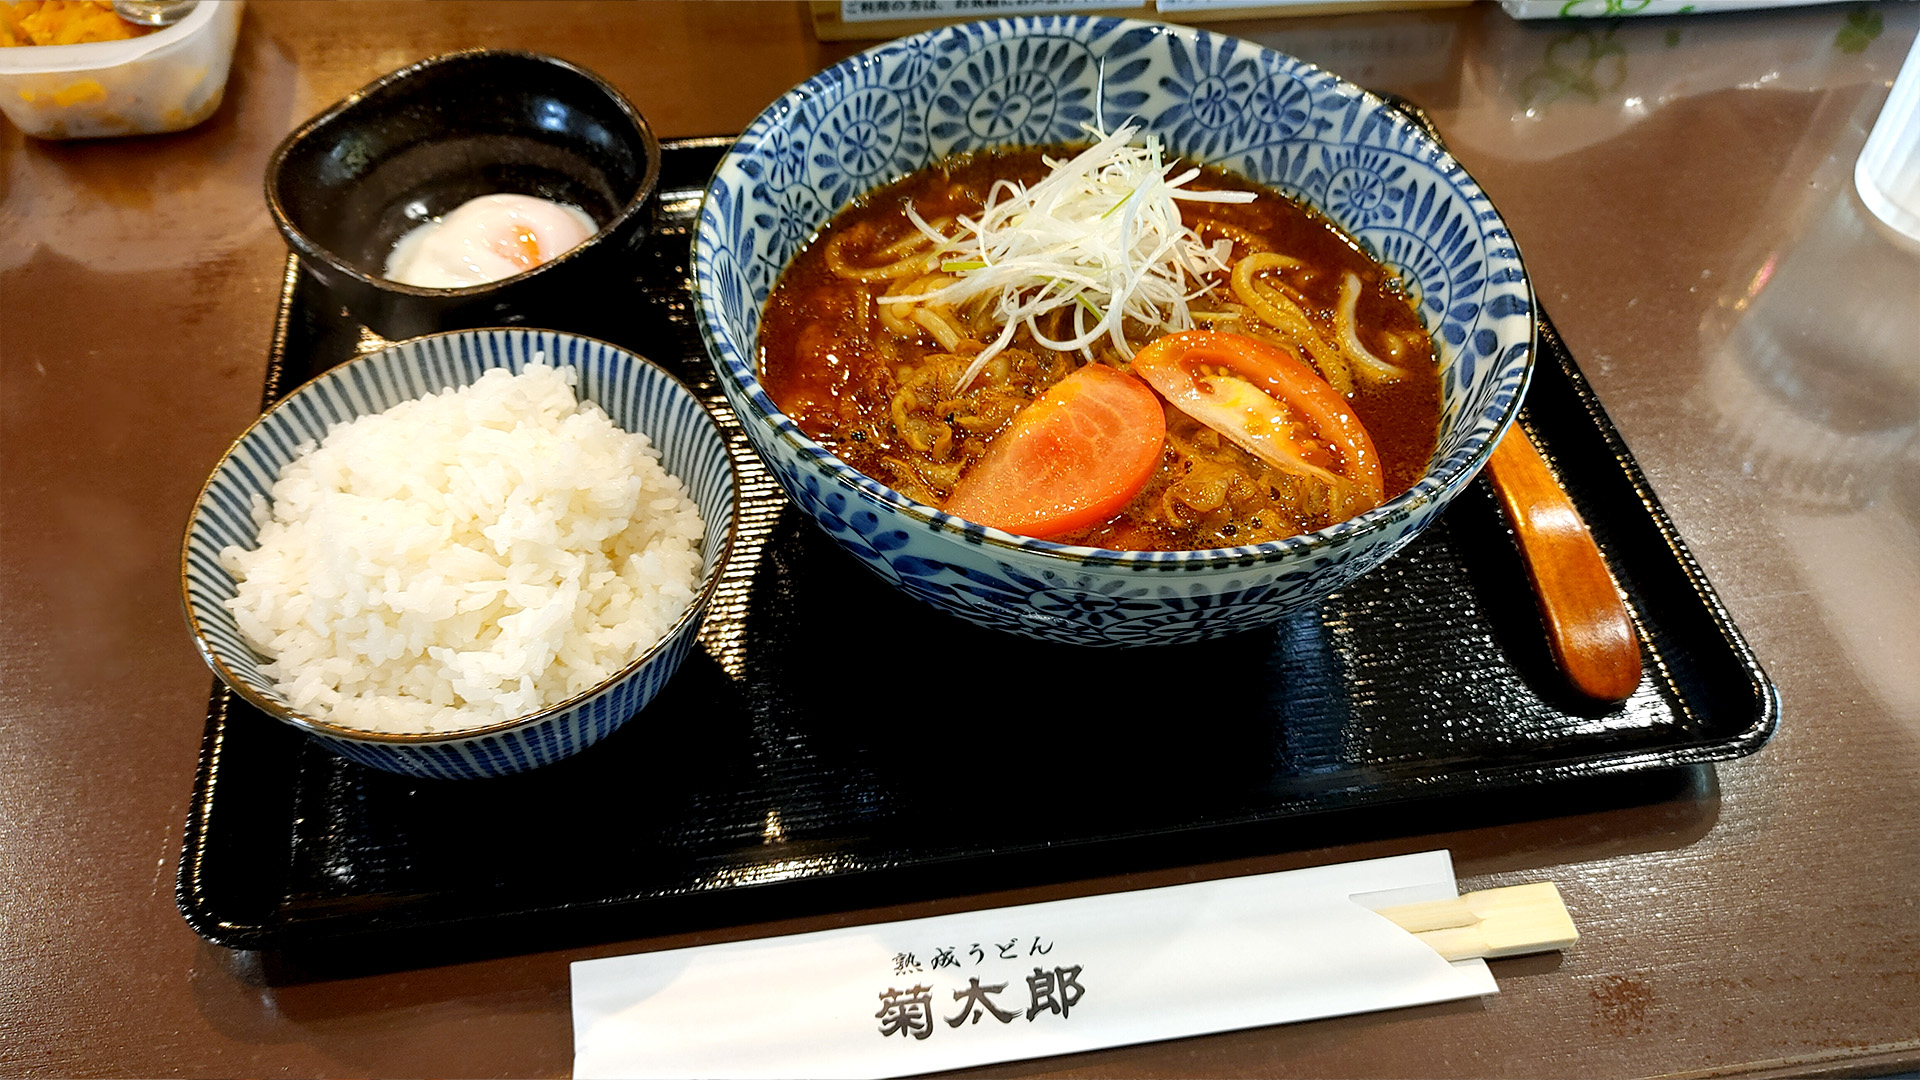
(944, 363, 1165, 539)
(1129, 330, 1384, 510)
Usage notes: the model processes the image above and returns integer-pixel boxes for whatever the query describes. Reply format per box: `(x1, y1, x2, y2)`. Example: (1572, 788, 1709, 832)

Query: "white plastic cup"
(1856, 32, 1920, 246)
(0, 0, 241, 139)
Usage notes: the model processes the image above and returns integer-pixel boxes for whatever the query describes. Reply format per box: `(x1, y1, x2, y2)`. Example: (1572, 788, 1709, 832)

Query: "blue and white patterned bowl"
(181, 329, 738, 779)
(691, 16, 1534, 647)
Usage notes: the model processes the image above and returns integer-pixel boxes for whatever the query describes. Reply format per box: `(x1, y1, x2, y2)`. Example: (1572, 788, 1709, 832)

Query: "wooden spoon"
(1482, 422, 1643, 703)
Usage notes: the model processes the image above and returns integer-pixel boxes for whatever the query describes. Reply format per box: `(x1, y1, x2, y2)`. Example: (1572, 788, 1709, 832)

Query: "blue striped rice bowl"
(181, 328, 738, 779)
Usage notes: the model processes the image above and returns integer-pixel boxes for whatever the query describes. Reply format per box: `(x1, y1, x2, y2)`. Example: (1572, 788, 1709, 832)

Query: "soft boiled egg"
(383, 194, 598, 289)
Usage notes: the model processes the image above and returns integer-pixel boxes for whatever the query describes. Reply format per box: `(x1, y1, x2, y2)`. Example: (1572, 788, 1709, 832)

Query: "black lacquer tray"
(176, 134, 1777, 953)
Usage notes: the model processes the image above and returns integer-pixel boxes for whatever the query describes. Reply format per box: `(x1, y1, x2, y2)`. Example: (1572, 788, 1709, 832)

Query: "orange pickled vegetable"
(1, 1, 154, 47)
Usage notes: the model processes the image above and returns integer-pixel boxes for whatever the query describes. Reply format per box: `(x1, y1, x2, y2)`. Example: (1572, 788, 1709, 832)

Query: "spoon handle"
(1483, 423, 1643, 703)
(111, 0, 196, 26)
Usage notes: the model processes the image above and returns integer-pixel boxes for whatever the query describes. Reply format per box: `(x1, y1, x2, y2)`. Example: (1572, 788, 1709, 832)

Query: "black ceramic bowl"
(266, 50, 661, 339)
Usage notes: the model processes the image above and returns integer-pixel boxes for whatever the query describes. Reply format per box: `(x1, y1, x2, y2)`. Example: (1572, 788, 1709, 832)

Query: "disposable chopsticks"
(1376, 882, 1578, 962)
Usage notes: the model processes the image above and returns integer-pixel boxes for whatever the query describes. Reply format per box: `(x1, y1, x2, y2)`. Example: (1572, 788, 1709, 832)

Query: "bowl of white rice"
(181, 328, 737, 779)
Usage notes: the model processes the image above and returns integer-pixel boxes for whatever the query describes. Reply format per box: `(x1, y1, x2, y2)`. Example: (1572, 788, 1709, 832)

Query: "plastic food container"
(0, 0, 240, 139)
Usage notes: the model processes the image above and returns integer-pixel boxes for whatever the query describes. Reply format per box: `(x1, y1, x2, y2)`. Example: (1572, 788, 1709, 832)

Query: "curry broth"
(758, 147, 1442, 550)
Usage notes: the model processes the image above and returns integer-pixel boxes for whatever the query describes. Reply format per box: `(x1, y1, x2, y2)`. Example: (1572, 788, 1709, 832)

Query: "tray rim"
(174, 133, 1780, 952)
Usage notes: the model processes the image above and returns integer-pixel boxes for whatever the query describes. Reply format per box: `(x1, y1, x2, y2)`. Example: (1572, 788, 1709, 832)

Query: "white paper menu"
(572, 850, 1497, 1079)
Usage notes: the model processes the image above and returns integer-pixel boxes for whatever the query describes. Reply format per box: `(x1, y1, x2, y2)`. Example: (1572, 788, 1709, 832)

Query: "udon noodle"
(758, 127, 1441, 551)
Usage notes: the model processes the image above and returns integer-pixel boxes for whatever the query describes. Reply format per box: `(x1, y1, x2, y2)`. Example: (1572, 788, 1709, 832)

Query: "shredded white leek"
(891, 122, 1255, 389)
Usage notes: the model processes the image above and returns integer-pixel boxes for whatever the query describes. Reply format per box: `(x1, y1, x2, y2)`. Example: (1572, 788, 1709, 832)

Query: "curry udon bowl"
(691, 16, 1534, 647)
(181, 330, 738, 779)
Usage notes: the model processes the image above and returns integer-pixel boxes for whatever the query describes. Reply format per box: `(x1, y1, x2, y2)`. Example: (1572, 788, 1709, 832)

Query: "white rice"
(219, 363, 706, 734)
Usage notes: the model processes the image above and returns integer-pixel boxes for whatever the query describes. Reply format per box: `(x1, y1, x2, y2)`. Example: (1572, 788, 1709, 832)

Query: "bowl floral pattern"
(693, 16, 1534, 646)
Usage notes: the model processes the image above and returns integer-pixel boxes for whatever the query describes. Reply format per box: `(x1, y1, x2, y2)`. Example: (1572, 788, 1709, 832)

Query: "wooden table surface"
(4, 2, 1919, 1077)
